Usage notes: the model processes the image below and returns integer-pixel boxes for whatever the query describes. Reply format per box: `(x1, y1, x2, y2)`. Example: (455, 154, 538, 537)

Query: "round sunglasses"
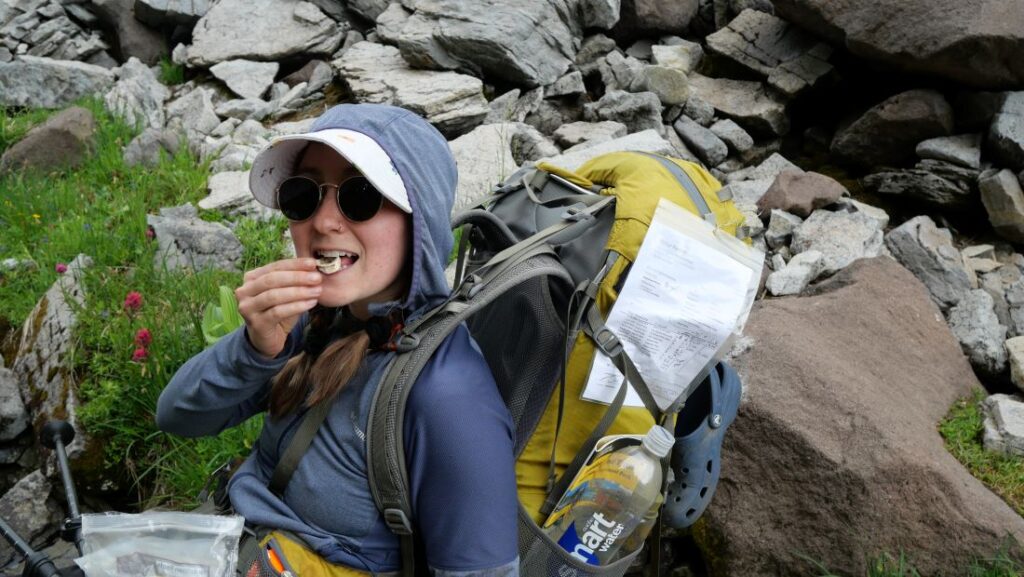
(276, 175, 385, 223)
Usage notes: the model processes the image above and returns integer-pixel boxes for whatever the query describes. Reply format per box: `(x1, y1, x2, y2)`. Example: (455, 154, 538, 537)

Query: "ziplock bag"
(74, 511, 244, 577)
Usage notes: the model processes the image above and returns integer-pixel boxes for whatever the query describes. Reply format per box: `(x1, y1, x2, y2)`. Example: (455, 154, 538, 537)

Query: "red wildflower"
(124, 291, 143, 313)
(55, 263, 67, 274)
(131, 347, 148, 363)
(134, 328, 152, 347)
(146, 226, 156, 240)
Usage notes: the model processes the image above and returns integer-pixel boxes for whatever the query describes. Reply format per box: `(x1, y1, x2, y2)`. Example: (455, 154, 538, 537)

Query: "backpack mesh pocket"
(517, 506, 641, 577)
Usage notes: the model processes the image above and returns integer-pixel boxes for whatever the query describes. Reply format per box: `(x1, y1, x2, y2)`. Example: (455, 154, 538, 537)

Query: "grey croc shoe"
(662, 362, 742, 528)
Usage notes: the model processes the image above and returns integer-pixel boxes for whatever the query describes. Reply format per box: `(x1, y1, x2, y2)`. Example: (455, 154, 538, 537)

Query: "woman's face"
(288, 142, 411, 319)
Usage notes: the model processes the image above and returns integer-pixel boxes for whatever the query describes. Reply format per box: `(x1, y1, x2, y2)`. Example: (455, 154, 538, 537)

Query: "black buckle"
(383, 508, 414, 535)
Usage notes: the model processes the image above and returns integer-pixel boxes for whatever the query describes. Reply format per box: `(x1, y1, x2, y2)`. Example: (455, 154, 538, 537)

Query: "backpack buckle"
(561, 203, 593, 222)
(395, 333, 421, 353)
(593, 328, 622, 357)
(383, 508, 414, 536)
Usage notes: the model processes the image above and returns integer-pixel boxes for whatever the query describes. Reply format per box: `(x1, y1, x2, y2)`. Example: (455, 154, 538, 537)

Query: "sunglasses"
(276, 175, 384, 223)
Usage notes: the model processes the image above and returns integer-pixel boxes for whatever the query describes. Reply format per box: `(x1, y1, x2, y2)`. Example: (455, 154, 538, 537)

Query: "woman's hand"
(235, 258, 323, 358)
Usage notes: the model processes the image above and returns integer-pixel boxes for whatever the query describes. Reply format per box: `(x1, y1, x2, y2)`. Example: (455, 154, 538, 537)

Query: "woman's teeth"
(315, 250, 356, 275)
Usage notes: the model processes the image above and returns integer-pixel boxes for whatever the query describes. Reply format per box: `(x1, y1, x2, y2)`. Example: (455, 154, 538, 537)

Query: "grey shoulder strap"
(366, 245, 573, 577)
(269, 399, 333, 496)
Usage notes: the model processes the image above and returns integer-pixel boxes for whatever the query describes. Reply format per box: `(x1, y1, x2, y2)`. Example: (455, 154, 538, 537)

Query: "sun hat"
(249, 126, 411, 214)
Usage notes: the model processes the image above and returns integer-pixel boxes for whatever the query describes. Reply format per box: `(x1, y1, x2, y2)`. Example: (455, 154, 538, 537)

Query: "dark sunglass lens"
(278, 177, 321, 221)
(337, 177, 384, 222)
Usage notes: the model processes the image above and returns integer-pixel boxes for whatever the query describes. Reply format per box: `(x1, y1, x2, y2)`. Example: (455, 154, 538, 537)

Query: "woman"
(157, 103, 519, 576)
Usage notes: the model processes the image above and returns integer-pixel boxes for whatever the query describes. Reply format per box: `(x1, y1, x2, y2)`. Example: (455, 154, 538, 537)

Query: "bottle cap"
(641, 425, 674, 458)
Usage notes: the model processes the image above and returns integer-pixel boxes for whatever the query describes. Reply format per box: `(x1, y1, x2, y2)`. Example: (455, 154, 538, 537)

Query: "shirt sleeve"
(403, 326, 520, 575)
(156, 319, 306, 437)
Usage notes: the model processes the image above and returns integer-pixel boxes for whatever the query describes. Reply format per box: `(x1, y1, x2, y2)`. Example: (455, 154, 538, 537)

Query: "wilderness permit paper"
(582, 199, 761, 411)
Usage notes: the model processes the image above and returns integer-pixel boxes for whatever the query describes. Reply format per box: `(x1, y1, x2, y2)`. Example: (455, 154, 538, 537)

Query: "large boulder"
(334, 42, 489, 138)
(0, 56, 114, 109)
(186, 0, 345, 67)
(0, 107, 97, 175)
(375, 0, 576, 88)
(703, 257, 1024, 576)
(771, 0, 1024, 89)
(831, 89, 954, 169)
(90, 0, 167, 65)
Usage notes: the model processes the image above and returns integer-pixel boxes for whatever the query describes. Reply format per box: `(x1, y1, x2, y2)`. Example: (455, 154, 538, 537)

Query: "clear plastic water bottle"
(542, 424, 674, 566)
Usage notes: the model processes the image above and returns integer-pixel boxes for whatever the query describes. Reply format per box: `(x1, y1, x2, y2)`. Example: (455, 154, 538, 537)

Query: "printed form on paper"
(582, 198, 759, 411)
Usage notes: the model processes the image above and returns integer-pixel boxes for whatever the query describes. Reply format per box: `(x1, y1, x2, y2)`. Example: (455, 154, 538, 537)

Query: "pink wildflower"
(131, 347, 148, 363)
(134, 328, 152, 347)
(55, 263, 67, 274)
(145, 226, 156, 240)
(124, 291, 143, 313)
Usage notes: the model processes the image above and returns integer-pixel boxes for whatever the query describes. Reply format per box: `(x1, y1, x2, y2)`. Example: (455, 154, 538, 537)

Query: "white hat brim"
(249, 128, 411, 214)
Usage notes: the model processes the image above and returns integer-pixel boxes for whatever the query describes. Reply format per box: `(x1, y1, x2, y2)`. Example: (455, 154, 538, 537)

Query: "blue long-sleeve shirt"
(157, 320, 519, 575)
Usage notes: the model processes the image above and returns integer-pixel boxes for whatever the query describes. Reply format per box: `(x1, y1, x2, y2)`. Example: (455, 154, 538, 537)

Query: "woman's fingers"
(235, 258, 323, 357)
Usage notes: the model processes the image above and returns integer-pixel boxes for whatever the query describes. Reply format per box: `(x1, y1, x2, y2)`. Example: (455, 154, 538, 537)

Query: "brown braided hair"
(268, 306, 370, 418)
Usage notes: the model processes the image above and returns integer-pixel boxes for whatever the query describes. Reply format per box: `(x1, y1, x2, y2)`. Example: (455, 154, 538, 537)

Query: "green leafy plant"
(158, 57, 185, 86)
(202, 285, 244, 345)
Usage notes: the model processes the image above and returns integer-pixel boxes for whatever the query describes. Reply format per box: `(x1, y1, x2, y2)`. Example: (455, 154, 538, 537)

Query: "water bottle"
(542, 424, 674, 566)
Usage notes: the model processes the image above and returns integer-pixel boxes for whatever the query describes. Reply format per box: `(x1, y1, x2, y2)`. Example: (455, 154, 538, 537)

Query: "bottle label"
(544, 452, 640, 528)
(556, 514, 626, 566)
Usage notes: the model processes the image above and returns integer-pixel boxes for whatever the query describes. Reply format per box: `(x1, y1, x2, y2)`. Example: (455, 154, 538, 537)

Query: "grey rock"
(123, 127, 180, 168)
(663, 126, 701, 164)
(765, 209, 803, 249)
(710, 118, 753, 154)
(601, 51, 646, 92)
(214, 98, 272, 121)
(576, 33, 617, 75)
(11, 255, 93, 462)
(583, 89, 663, 133)
(682, 94, 715, 127)
(651, 40, 703, 73)
(791, 210, 885, 277)
(347, 0, 389, 21)
(200, 171, 275, 220)
(705, 9, 832, 98)
(525, 99, 581, 135)
(621, 0, 698, 34)
(981, 265, 1017, 332)
(0, 471, 60, 565)
(91, 0, 166, 65)
(578, 0, 620, 30)
(511, 123, 560, 165)
(688, 73, 789, 136)
(538, 129, 674, 172)
(385, 0, 576, 88)
(673, 115, 728, 166)
(641, 65, 690, 106)
(135, 0, 211, 26)
(449, 123, 518, 213)
(553, 121, 628, 148)
(0, 55, 114, 108)
(718, 178, 774, 207)
(0, 368, 28, 441)
(546, 71, 585, 98)
(0, 106, 96, 174)
(165, 85, 220, 139)
(210, 59, 279, 100)
(726, 152, 803, 184)
(831, 197, 891, 230)
(104, 57, 170, 130)
(862, 168, 974, 210)
(989, 92, 1024, 171)
(334, 42, 489, 138)
(186, 0, 344, 67)
(916, 133, 982, 169)
(0, 47, 11, 62)
(626, 39, 653, 60)
(484, 90, 522, 124)
(1008, 337, 1024, 390)
(831, 89, 954, 169)
(948, 289, 1008, 375)
(884, 215, 973, 311)
(766, 250, 824, 296)
(982, 394, 1024, 456)
(770, 0, 1024, 89)
(148, 204, 243, 272)
(980, 169, 1024, 244)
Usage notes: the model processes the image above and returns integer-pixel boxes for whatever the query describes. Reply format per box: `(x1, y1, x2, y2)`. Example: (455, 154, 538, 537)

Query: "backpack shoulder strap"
(367, 244, 573, 576)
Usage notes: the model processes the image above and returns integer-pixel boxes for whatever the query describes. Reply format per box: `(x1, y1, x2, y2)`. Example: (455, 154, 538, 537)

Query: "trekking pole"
(0, 516, 60, 577)
(40, 422, 82, 554)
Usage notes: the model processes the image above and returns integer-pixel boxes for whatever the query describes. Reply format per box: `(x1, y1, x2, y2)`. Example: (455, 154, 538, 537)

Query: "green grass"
(940, 388, 1024, 516)
(806, 546, 1023, 576)
(158, 57, 185, 86)
(1, 100, 288, 509)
